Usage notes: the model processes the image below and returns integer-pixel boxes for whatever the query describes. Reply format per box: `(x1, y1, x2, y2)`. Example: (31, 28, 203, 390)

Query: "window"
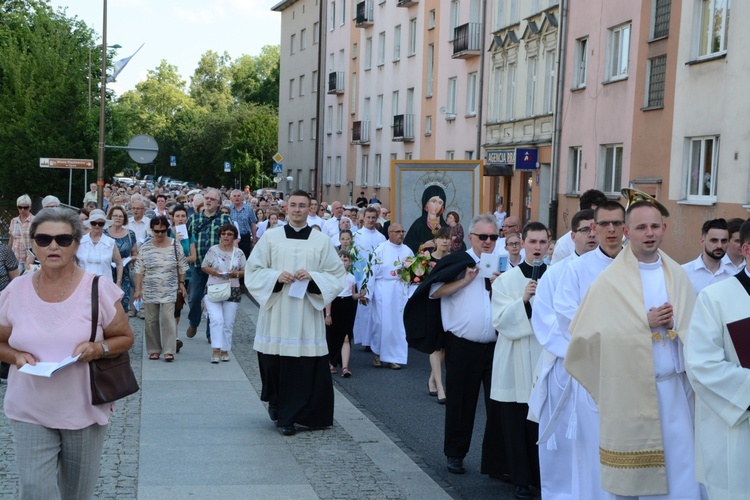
(426, 44, 435, 97)
(493, 0, 505, 30)
(543, 50, 556, 113)
(377, 32, 386, 66)
(607, 23, 631, 80)
(336, 157, 342, 184)
(298, 120, 304, 141)
(428, 9, 436, 29)
(313, 22, 320, 44)
(530, 0, 539, 14)
(337, 103, 344, 133)
(365, 37, 373, 70)
(351, 73, 357, 113)
(573, 38, 588, 89)
(505, 63, 516, 120)
(450, 1, 460, 41)
(363, 97, 371, 121)
(447, 77, 457, 116)
(289, 78, 296, 99)
(301, 29, 307, 50)
(405, 152, 413, 160)
(466, 72, 478, 116)
(326, 105, 333, 134)
(393, 25, 401, 62)
(446, 151, 455, 160)
(325, 157, 332, 185)
(361, 154, 369, 185)
(339, 0, 345, 25)
(376, 94, 384, 128)
(374, 154, 382, 185)
(686, 136, 719, 200)
(600, 144, 623, 194)
(425, 115, 432, 136)
(291, 34, 296, 54)
(391, 90, 399, 126)
(697, 0, 730, 57)
(510, 0, 519, 23)
(651, 0, 670, 39)
(330, 2, 335, 30)
(299, 74, 306, 96)
(288, 122, 295, 142)
(464, 151, 474, 160)
(490, 64, 504, 122)
(526, 57, 537, 116)
(352, 43, 358, 59)
(569, 147, 582, 193)
(408, 19, 417, 57)
(312, 70, 318, 92)
(311, 118, 317, 140)
(645, 55, 666, 108)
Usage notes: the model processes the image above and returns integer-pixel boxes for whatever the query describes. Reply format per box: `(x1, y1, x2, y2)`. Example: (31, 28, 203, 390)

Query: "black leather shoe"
(446, 456, 465, 474)
(268, 406, 278, 422)
(279, 425, 296, 436)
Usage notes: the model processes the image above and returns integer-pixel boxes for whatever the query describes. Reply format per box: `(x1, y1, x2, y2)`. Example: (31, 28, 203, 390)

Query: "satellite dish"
(439, 107, 447, 115)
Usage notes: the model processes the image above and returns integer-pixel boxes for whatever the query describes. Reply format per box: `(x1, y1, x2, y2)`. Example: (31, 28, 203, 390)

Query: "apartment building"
(273, 0, 321, 194)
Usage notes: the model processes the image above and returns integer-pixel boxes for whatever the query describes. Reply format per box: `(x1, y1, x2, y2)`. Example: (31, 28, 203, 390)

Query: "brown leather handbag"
(88, 276, 139, 405)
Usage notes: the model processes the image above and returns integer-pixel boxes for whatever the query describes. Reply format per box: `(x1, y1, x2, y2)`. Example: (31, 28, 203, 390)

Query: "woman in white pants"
(201, 224, 246, 363)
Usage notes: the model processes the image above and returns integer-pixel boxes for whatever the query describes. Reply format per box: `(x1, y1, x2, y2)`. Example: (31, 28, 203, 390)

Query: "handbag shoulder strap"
(173, 238, 180, 277)
(89, 275, 100, 343)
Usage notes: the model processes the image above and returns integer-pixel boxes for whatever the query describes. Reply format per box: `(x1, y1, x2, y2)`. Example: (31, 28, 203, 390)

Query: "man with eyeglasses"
(229, 189, 258, 259)
(550, 189, 608, 265)
(246, 190, 345, 436)
(369, 224, 413, 370)
(498, 216, 526, 262)
(185, 189, 232, 340)
(404, 214, 505, 477)
(551, 200, 625, 498)
(128, 198, 151, 247)
(565, 200, 701, 498)
(490, 221, 550, 498)
(527, 209, 597, 499)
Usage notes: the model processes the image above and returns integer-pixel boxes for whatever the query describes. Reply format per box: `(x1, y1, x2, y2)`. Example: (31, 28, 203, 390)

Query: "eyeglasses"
(33, 233, 74, 247)
(595, 220, 625, 228)
(506, 241, 521, 247)
(503, 225, 519, 230)
(152, 229, 168, 234)
(390, 230, 405, 234)
(204, 197, 220, 202)
(221, 231, 236, 236)
(90, 221, 105, 227)
(17, 206, 29, 210)
(471, 233, 499, 241)
(574, 227, 593, 234)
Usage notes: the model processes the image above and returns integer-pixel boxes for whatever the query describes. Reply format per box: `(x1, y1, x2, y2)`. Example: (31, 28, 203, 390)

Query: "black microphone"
(531, 259, 542, 281)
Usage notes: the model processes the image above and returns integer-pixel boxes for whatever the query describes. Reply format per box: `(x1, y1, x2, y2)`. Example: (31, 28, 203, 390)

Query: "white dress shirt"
(682, 254, 734, 294)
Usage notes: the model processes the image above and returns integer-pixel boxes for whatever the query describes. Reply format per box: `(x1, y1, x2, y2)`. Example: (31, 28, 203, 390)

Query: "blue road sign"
(170, 155, 176, 167)
(516, 148, 538, 170)
(224, 161, 231, 172)
(272, 162, 283, 174)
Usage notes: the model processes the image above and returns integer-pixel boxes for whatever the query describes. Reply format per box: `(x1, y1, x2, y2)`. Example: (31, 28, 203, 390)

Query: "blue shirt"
(229, 202, 258, 237)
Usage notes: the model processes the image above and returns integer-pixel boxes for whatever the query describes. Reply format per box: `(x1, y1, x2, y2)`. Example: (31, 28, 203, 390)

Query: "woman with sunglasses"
(9, 194, 33, 274)
(0, 208, 134, 498)
(201, 224, 246, 363)
(77, 209, 124, 285)
(105, 206, 138, 317)
(133, 216, 188, 362)
(168, 205, 197, 351)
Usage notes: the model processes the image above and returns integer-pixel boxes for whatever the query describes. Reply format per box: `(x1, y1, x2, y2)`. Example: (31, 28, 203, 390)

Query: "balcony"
(392, 114, 414, 142)
(351, 120, 371, 144)
(452, 22, 481, 59)
(355, 0, 374, 27)
(327, 71, 344, 94)
(397, 0, 417, 7)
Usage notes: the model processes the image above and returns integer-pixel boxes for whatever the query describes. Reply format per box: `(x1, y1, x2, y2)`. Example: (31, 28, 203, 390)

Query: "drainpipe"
(549, 0, 568, 237)
(475, 0, 488, 171)
(314, 0, 328, 199)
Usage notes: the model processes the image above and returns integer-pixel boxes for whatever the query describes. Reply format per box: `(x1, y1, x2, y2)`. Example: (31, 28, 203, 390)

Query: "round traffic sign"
(128, 134, 159, 164)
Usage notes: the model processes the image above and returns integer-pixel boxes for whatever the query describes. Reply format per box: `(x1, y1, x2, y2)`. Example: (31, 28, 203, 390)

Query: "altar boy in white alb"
(686, 219, 750, 500)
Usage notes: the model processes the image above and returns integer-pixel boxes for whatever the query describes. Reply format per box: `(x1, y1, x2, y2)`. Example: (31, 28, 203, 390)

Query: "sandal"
(164, 354, 174, 362)
(342, 367, 352, 378)
(149, 353, 160, 360)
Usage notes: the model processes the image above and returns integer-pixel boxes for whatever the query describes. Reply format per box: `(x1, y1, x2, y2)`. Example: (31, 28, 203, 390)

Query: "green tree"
(190, 50, 233, 111)
(230, 45, 280, 108)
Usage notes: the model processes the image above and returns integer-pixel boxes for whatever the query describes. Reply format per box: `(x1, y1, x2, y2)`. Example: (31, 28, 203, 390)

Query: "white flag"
(107, 43, 144, 83)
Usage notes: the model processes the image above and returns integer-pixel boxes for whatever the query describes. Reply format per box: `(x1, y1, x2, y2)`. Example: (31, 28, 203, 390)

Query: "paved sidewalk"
(0, 297, 452, 499)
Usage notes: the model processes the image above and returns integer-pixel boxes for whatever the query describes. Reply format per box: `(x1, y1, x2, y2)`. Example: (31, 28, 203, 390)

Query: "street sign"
(39, 158, 94, 169)
(224, 161, 231, 173)
(127, 134, 158, 164)
(273, 152, 284, 163)
(170, 155, 177, 167)
(272, 162, 283, 174)
(486, 149, 515, 165)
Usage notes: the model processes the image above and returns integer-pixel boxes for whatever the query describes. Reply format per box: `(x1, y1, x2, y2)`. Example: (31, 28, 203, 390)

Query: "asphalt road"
(332, 344, 518, 500)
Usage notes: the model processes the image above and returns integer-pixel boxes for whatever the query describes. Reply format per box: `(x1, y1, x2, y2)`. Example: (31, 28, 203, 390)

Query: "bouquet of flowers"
(391, 250, 435, 285)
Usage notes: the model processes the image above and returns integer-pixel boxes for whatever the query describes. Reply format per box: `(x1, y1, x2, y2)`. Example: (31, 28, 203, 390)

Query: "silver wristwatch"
(100, 341, 110, 357)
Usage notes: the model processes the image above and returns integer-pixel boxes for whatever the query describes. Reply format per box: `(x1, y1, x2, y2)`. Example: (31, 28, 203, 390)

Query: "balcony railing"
(351, 120, 371, 144)
(392, 114, 414, 142)
(356, 0, 374, 27)
(397, 0, 417, 7)
(452, 22, 481, 58)
(327, 71, 344, 94)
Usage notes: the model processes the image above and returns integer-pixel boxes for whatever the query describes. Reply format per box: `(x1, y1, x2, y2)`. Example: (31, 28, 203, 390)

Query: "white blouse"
(77, 234, 116, 281)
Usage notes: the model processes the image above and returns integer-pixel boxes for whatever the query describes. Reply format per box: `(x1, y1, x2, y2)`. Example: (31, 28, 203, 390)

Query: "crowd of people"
(1, 180, 749, 499)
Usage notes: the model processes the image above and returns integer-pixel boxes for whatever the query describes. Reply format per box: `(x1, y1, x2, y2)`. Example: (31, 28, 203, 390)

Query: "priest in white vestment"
(565, 201, 702, 498)
(352, 207, 386, 348)
(491, 222, 550, 496)
(529, 209, 598, 500)
(370, 224, 413, 369)
(686, 222, 750, 500)
(246, 191, 346, 436)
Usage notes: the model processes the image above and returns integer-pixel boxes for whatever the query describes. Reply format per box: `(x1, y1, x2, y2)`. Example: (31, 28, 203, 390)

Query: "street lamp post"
(97, 0, 108, 208)
(89, 41, 119, 196)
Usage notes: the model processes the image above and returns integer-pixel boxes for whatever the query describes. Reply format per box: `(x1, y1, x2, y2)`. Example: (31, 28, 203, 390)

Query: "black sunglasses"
(471, 233, 499, 241)
(90, 221, 105, 227)
(152, 229, 168, 234)
(17, 206, 29, 210)
(33, 233, 75, 247)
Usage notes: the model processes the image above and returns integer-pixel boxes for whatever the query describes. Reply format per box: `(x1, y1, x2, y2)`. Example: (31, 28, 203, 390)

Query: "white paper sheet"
(174, 224, 188, 240)
(288, 279, 309, 299)
(478, 252, 498, 278)
(19, 354, 81, 377)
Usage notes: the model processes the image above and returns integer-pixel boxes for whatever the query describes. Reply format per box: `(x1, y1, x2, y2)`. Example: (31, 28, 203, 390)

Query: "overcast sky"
(56, 0, 282, 96)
